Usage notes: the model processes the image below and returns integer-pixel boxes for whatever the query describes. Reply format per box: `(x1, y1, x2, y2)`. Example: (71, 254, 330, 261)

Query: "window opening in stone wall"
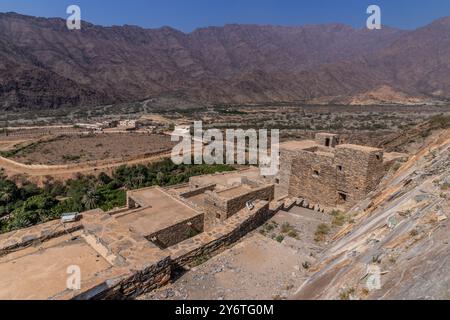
(338, 192, 348, 203)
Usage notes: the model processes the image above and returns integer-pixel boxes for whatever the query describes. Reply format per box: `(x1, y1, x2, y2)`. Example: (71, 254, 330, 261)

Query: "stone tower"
(277, 133, 385, 210)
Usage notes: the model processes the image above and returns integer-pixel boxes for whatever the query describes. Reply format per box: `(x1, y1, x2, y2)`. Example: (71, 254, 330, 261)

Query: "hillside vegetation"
(0, 160, 234, 233)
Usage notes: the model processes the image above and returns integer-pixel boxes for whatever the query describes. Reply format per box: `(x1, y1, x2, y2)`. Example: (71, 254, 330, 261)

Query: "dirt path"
(0, 151, 172, 184)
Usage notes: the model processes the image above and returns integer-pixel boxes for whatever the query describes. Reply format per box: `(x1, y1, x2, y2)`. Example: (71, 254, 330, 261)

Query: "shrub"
(281, 222, 292, 233)
(314, 223, 330, 242)
(263, 222, 275, 232)
(330, 210, 347, 226)
(287, 230, 299, 239)
(339, 287, 356, 300)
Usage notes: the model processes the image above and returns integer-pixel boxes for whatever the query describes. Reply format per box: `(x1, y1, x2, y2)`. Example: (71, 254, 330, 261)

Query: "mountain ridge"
(0, 12, 449, 109)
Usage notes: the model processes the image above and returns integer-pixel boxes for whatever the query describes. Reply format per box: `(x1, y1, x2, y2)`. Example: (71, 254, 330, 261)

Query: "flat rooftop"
(169, 185, 191, 194)
(216, 185, 254, 199)
(315, 151, 335, 158)
(116, 188, 201, 237)
(185, 192, 209, 207)
(279, 140, 318, 151)
(0, 231, 111, 300)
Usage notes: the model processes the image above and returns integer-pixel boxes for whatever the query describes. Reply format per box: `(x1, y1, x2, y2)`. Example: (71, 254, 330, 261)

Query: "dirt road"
(0, 151, 172, 184)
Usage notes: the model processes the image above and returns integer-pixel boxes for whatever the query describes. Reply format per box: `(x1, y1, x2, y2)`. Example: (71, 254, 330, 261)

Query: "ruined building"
(276, 133, 394, 210)
(0, 135, 405, 299)
(0, 168, 279, 300)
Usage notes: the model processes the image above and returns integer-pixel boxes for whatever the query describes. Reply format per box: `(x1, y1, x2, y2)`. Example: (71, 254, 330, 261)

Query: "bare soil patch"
(8, 133, 175, 165)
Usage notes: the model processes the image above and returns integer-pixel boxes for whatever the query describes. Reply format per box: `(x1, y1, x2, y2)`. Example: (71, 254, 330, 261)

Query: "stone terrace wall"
(203, 184, 274, 220)
(224, 184, 275, 218)
(74, 257, 172, 300)
(75, 201, 277, 299)
(66, 210, 172, 300)
(1, 197, 299, 300)
(0, 219, 82, 257)
(167, 200, 272, 268)
(147, 213, 204, 249)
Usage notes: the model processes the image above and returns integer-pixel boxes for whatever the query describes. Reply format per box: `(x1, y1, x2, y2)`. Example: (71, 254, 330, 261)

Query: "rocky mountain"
(1, 12, 450, 109)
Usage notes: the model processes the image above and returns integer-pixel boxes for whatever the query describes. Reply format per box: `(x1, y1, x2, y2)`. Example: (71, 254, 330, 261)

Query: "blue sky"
(1, 0, 449, 32)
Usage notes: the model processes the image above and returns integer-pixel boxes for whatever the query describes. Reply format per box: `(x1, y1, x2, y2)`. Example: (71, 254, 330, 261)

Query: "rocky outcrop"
(295, 129, 450, 300)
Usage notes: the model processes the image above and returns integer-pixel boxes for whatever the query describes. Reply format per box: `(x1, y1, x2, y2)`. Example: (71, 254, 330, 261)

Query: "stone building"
(118, 120, 137, 130)
(0, 170, 279, 300)
(176, 170, 275, 229)
(277, 133, 387, 210)
(0, 139, 402, 299)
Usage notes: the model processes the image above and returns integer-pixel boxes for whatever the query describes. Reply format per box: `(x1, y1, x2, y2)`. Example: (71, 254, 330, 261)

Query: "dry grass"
(314, 223, 331, 242)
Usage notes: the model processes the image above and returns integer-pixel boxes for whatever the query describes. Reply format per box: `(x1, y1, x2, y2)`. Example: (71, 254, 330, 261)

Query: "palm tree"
(133, 174, 146, 188)
(82, 189, 100, 210)
(0, 191, 13, 203)
(156, 172, 165, 185)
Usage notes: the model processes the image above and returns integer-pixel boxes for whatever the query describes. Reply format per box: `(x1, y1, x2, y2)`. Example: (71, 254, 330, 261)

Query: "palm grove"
(0, 159, 234, 233)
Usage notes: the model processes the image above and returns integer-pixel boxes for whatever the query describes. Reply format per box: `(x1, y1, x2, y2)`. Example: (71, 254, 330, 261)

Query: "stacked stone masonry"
(0, 136, 400, 299)
(0, 176, 278, 300)
(278, 133, 396, 210)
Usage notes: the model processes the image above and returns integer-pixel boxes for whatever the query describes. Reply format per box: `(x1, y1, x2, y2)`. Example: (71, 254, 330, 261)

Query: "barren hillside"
(295, 128, 450, 300)
(3, 12, 450, 109)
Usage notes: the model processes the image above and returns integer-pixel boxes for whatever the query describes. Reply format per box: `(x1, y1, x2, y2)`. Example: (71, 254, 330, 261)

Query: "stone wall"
(224, 185, 274, 218)
(75, 201, 274, 300)
(74, 257, 172, 300)
(179, 184, 216, 198)
(281, 142, 385, 210)
(365, 151, 386, 194)
(203, 191, 228, 220)
(203, 184, 275, 220)
(0, 219, 83, 257)
(66, 209, 174, 300)
(168, 201, 272, 268)
(0, 190, 298, 300)
(289, 151, 338, 207)
(335, 145, 384, 203)
(278, 149, 295, 196)
(147, 214, 204, 249)
(127, 195, 138, 209)
(315, 133, 340, 148)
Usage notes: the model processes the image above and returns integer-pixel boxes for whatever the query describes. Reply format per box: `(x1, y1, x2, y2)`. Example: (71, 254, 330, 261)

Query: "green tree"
(82, 188, 100, 210)
(6, 195, 58, 231)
